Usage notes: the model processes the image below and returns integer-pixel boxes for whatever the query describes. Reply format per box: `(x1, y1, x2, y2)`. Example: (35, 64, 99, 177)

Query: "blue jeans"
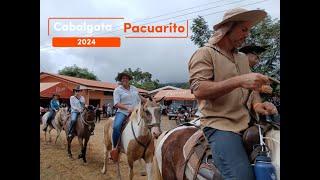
(68, 112, 79, 135)
(203, 127, 254, 180)
(112, 112, 127, 148)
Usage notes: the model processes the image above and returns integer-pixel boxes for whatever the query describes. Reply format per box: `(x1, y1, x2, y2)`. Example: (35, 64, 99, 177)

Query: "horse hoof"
(83, 159, 87, 163)
(140, 171, 147, 176)
(101, 169, 106, 174)
(68, 154, 72, 159)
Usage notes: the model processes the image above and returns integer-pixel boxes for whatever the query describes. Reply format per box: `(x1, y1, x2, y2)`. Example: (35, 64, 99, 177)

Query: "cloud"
(40, 0, 280, 83)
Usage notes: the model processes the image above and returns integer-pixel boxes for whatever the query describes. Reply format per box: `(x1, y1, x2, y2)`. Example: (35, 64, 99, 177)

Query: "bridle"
(131, 106, 161, 159)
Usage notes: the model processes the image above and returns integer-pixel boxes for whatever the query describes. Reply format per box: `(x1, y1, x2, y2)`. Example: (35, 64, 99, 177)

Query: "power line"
(99, 0, 268, 37)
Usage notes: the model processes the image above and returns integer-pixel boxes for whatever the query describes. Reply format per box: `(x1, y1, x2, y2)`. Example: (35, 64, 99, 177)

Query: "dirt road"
(40, 116, 177, 180)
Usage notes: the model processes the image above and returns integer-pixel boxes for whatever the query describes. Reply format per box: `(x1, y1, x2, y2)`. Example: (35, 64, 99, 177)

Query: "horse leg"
(77, 137, 84, 160)
(82, 136, 90, 163)
(48, 127, 52, 142)
(55, 128, 60, 144)
(145, 162, 153, 180)
(44, 129, 47, 143)
(67, 136, 73, 158)
(101, 144, 109, 174)
(128, 161, 134, 180)
(138, 159, 147, 176)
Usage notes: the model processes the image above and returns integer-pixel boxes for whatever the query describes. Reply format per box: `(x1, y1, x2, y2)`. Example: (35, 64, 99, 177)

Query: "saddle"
(183, 130, 223, 180)
(242, 118, 280, 163)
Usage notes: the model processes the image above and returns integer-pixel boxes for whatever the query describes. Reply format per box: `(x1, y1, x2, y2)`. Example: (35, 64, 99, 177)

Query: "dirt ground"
(40, 115, 177, 180)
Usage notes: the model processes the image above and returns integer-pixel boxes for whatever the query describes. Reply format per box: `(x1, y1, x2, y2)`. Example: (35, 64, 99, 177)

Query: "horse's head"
(57, 106, 69, 122)
(139, 96, 165, 139)
(83, 105, 95, 122)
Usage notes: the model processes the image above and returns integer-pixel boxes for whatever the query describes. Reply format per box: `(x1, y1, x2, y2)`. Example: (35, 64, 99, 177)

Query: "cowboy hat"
(239, 44, 269, 55)
(213, 8, 267, 30)
(116, 72, 133, 81)
(52, 93, 60, 98)
(73, 85, 82, 91)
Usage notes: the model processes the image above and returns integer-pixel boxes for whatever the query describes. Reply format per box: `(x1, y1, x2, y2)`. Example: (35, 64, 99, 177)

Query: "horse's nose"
(153, 132, 160, 139)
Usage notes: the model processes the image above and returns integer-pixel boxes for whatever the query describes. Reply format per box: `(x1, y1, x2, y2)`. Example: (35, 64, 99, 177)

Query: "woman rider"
(110, 72, 145, 161)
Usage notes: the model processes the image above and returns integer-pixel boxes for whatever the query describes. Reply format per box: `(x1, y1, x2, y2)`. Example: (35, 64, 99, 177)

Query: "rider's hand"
(258, 85, 273, 94)
(253, 102, 278, 115)
(237, 73, 270, 91)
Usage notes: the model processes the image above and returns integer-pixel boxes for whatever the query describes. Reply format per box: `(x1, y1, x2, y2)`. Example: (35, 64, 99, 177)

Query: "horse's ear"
(156, 96, 165, 104)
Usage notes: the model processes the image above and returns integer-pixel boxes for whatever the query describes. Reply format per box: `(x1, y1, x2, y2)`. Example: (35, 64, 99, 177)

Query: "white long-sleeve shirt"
(70, 95, 85, 113)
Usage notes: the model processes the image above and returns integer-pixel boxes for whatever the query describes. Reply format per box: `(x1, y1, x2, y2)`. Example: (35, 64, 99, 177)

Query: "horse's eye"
(145, 111, 151, 116)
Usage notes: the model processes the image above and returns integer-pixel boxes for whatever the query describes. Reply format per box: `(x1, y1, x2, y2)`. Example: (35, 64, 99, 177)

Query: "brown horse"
(101, 98, 162, 180)
(63, 105, 95, 163)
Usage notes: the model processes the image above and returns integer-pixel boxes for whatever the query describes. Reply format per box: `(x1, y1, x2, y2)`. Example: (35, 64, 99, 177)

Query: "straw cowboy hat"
(116, 72, 133, 81)
(213, 8, 267, 30)
(73, 85, 82, 91)
(239, 44, 269, 55)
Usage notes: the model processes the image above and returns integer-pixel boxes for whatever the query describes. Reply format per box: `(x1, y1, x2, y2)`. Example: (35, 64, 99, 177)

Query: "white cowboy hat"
(213, 8, 267, 30)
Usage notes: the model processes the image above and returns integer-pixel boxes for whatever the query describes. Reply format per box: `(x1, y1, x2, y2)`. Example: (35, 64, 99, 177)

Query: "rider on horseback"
(188, 8, 278, 180)
(239, 44, 273, 94)
(68, 85, 91, 138)
(43, 94, 60, 131)
(110, 72, 146, 161)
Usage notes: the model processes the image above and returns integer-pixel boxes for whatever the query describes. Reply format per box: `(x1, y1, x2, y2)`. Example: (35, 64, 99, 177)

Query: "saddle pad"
(183, 130, 222, 180)
(183, 130, 206, 174)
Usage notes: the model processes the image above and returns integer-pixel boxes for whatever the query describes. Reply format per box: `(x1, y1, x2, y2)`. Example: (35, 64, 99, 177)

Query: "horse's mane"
(129, 102, 142, 123)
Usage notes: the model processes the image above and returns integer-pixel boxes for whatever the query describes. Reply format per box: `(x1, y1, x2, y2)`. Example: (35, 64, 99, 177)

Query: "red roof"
(153, 89, 195, 101)
(40, 82, 73, 99)
(40, 72, 148, 93)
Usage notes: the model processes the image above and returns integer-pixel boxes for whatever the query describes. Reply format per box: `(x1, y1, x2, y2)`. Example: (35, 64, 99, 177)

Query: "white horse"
(41, 107, 69, 144)
(265, 128, 280, 180)
(101, 98, 162, 180)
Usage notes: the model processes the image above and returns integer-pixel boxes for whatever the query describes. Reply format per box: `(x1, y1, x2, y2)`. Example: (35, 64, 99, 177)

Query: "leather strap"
(130, 121, 151, 159)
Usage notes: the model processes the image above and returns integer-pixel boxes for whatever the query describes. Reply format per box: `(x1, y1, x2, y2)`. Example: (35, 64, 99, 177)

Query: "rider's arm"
(188, 48, 241, 100)
(113, 88, 131, 111)
(114, 103, 131, 111)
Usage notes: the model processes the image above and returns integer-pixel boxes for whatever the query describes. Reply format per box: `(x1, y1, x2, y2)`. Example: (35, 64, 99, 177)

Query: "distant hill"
(159, 82, 190, 89)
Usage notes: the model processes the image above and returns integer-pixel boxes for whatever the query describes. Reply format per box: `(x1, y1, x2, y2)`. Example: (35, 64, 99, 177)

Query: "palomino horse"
(63, 105, 95, 163)
(152, 117, 280, 180)
(101, 98, 162, 180)
(41, 106, 69, 144)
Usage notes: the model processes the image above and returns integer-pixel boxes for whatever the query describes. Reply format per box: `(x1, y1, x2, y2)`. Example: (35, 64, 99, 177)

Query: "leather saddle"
(182, 130, 223, 180)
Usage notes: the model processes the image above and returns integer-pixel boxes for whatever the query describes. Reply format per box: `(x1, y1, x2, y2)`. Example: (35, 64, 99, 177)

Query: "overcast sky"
(40, 0, 280, 83)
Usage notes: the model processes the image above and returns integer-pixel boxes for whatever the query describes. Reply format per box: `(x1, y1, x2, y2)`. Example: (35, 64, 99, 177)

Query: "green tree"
(58, 64, 99, 80)
(116, 68, 160, 91)
(191, 16, 213, 47)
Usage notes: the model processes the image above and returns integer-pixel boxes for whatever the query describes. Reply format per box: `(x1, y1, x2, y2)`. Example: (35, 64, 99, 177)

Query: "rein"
(130, 120, 152, 159)
(80, 110, 95, 126)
